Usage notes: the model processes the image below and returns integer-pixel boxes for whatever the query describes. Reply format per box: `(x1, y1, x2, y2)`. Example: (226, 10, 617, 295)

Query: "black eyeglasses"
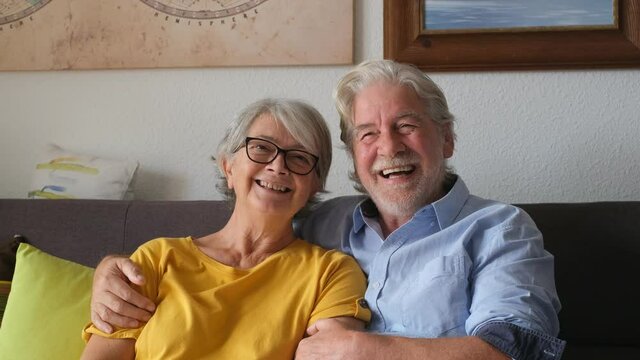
(242, 137, 319, 175)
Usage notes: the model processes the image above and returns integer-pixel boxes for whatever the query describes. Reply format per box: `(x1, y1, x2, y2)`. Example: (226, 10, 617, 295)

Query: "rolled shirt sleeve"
(466, 208, 565, 359)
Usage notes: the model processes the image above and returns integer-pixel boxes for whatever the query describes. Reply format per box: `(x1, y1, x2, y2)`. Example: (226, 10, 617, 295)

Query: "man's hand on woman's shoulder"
(90, 255, 156, 333)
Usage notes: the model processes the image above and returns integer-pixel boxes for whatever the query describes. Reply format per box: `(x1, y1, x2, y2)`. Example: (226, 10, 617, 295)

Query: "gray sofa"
(1, 198, 638, 359)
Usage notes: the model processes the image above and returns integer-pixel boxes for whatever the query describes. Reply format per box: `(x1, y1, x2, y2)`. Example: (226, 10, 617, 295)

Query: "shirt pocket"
(401, 255, 470, 337)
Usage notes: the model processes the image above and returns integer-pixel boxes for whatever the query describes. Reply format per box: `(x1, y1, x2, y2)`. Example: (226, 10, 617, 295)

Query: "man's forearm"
(351, 333, 509, 360)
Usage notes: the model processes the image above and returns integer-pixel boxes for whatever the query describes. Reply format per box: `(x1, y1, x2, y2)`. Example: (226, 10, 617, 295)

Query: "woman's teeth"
(257, 180, 291, 192)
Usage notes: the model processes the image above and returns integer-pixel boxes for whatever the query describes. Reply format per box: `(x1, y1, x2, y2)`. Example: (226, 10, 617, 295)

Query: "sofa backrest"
(519, 202, 640, 358)
(1, 199, 129, 267)
(0, 199, 231, 267)
(2, 199, 639, 358)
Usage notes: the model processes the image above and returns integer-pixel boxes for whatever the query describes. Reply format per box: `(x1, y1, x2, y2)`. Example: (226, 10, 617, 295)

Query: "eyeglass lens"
(246, 138, 317, 175)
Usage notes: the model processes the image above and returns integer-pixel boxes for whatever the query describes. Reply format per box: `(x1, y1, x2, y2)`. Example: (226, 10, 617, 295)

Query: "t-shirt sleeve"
(82, 240, 162, 342)
(308, 251, 371, 327)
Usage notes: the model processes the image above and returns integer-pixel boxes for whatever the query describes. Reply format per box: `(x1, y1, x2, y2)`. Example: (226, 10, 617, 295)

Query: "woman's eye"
(253, 144, 270, 152)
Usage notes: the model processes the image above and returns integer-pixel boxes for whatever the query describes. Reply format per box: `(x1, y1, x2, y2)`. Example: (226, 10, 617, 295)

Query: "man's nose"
(377, 131, 405, 157)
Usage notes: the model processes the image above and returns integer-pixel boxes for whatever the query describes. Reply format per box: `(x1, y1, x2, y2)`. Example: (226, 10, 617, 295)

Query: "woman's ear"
(222, 157, 234, 190)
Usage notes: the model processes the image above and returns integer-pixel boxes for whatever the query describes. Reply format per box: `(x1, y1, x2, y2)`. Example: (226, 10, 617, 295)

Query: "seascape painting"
(424, 0, 616, 32)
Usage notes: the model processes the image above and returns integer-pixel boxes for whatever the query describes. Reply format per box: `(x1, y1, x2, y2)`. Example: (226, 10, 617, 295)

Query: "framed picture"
(384, 0, 640, 71)
(0, 0, 353, 71)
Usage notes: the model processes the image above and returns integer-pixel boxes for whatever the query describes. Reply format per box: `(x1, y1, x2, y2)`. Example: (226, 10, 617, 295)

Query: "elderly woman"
(80, 99, 370, 359)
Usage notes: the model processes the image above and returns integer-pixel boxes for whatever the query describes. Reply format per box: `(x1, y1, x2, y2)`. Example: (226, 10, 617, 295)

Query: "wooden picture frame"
(384, 0, 640, 71)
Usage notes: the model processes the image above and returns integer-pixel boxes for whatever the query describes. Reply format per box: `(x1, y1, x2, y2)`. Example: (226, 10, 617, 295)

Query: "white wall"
(2, 1, 639, 203)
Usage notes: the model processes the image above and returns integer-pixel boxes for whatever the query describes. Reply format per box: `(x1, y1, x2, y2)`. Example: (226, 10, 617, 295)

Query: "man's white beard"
(369, 158, 447, 220)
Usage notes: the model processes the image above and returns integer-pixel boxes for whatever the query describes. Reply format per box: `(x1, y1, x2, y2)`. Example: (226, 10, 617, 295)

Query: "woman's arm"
(80, 336, 135, 360)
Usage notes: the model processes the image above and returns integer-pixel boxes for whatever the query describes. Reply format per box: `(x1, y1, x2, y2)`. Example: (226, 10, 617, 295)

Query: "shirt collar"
(351, 176, 470, 233)
(431, 176, 469, 230)
(352, 197, 375, 233)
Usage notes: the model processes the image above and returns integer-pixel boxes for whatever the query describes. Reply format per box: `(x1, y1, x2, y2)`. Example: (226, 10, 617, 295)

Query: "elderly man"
(90, 60, 565, 359)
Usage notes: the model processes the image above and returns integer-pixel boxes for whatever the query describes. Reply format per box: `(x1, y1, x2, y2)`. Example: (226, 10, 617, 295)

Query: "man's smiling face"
(351, 81, 454, 218)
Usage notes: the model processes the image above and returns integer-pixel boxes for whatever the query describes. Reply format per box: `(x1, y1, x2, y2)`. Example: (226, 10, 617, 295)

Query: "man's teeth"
(381, 166, 414, 177)
(257, 180, 290, 192)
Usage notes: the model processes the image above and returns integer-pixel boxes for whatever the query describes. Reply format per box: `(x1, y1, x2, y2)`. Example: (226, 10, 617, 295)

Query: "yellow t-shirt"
(84, 237, 370, 359)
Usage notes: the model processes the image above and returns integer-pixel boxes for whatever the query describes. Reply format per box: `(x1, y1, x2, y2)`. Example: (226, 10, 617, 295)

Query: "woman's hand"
(90, 255, 156, 333)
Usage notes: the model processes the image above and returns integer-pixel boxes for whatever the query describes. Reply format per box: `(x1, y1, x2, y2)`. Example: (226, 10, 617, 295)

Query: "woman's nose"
(266, 152, 290, 174)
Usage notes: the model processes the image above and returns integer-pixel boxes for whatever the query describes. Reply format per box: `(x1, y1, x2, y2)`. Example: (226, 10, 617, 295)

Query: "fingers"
(98, 256, 145, 286)
(306, 322, 319, 336)
(106, 288, 154, 320)
(95, 256, 156, 312)
(91, 283, 154, 333)
(306, 318, 333, 336)
(306, 317, 361, 336)
(91, 309, 114, 334)
(105, 271, 156, 313)
(91, 296, 146, 332)
(91, 256, 156, 333)
(116, 257, 146, 286)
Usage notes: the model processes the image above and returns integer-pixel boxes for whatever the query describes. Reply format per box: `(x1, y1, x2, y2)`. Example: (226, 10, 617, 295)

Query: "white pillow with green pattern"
(29, 144, 138, 200)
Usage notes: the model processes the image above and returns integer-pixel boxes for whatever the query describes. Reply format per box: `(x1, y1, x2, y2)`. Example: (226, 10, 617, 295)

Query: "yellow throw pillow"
(0, 243, 94, 359)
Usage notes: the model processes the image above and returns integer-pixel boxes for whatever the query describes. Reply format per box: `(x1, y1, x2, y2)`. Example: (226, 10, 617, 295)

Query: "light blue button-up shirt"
(300, 177, 566, 359)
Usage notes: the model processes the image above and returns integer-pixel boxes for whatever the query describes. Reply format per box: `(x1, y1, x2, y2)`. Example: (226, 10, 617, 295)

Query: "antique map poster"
(0, 0, 353, 70)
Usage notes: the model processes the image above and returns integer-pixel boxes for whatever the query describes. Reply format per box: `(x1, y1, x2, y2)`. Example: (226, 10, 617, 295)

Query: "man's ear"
(442, 124, 455, 159)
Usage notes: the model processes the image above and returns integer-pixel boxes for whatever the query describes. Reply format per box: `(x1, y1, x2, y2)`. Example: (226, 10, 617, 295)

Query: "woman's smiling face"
(222, 113, 320, 218)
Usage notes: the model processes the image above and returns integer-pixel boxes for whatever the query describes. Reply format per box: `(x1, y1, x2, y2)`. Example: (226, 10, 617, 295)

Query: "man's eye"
(290, 154, 311, 165)
(398, 123, 417, 134)
(359, 132, 375, 141)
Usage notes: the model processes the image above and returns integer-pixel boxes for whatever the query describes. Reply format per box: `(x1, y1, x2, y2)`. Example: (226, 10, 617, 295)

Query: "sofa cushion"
(0, 243, 93, 359)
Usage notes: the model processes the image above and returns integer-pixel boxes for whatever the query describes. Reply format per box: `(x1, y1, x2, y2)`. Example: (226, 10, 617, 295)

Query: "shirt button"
(373, 281, 381, 289)
(358, 299, 369, 309)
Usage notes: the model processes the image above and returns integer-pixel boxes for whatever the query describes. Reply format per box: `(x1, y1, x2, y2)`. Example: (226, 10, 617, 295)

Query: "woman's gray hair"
(215, 98, 332, 212)
(333, 59, 457, 193)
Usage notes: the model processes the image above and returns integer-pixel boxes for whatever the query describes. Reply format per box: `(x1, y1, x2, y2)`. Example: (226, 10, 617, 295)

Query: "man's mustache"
(370, 153, 420, 175)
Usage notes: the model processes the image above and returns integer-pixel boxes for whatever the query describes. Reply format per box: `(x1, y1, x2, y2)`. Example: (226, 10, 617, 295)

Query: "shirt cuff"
(473, 320, 566, 360)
